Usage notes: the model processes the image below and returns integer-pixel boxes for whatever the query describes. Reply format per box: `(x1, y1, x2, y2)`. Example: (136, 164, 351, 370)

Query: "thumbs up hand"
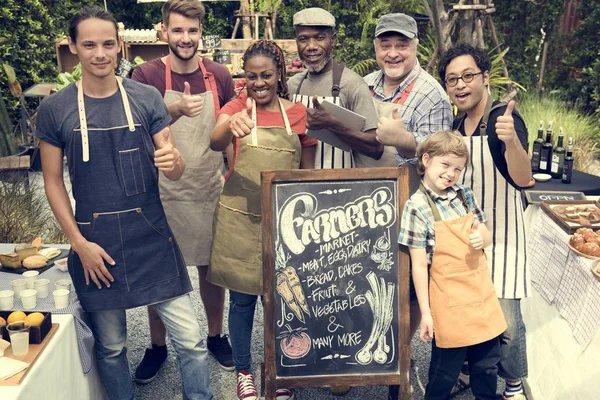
(495, 100, 518, 144)
(229, 97, 255, 138)
(306, 96, 337, 130)
(469, 219, 485, 250)
(177, 81, 204, 118)
(376, 106, 406, 147)
(154, 127, 182, 172)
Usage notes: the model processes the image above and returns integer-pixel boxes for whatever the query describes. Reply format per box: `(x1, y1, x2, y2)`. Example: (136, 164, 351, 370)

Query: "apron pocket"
(212, 203, 261, 264)
(442, 264, 483, 308)
(119, 148, 147, 197)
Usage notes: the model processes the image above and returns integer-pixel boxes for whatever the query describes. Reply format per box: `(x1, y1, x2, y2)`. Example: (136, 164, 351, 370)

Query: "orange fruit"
(25, 312, 45, 327)
(7, 311, 26, 324)
(0, 316, 6, 327)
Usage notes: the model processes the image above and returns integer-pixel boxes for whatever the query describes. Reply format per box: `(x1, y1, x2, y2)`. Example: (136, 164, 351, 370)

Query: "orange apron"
(423, 186, 506, 348)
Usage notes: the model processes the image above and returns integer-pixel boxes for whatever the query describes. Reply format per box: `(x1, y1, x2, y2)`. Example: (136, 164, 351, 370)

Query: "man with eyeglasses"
(364, 13, 452, 170)
(438, 44, 532, 400)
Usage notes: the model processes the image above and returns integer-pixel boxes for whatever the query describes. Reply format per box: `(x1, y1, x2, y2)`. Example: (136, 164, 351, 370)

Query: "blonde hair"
(416, 130, 470, 176)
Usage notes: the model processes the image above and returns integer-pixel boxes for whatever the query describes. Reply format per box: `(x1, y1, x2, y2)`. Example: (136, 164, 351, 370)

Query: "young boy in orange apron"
(399, 130, 506, 400)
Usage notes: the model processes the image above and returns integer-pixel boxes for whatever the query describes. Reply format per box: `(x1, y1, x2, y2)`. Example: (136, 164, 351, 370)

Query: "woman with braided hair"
(209, 40, 316, 400)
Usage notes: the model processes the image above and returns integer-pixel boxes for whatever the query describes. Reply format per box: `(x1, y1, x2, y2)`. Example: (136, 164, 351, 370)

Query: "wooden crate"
(0, 311, 52, 344)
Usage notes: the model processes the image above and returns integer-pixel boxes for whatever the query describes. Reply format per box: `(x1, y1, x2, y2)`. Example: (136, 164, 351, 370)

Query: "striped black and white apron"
(459, 119, 531, 299)
(292, 74, 353, 169)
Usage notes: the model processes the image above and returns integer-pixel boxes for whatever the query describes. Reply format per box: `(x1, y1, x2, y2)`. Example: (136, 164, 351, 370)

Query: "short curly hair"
(416, 130, 470, 176)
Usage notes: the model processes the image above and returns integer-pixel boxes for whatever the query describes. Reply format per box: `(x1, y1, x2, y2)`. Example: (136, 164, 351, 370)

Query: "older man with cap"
(288, 7, 382, 170)
(364, 13, 452, 171)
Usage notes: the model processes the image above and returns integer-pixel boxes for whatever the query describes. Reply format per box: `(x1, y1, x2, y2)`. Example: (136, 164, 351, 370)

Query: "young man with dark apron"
(288, 7, 382, 171)
(438, 44, 534, 400)
(131, 0, 236, 380)
(36, 7, 212, 400)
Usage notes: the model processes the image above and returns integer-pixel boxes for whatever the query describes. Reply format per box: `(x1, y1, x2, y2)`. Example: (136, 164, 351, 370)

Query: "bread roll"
(22, 255, 48, 269)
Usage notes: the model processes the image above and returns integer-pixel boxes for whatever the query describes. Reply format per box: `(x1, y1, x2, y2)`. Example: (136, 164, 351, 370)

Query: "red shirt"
(219, 91, 317, 147)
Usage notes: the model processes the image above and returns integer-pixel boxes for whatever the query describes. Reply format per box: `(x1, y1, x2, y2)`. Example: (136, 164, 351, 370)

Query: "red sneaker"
(276, 388, 294, 400)
(236, 370, 258, 400)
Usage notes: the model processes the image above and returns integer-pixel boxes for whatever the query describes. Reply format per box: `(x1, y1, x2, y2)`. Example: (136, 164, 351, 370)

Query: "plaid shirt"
(364, 63, 452, 165)
(398, 183, 487, 264)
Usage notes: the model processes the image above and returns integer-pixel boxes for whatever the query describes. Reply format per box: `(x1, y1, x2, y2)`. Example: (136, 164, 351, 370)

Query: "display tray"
(0, 312, 53, 344)
(0, 248, 70, 274)
(567, 241, 600, 260)
(541, 200, 600, 234)
(0, 322, 58, 386)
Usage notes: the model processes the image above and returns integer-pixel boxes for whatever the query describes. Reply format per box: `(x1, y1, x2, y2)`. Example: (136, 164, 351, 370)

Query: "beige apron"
(423, 186, 506, 348)
(159, 56, 224, 266)
(208, 99, 302, 295)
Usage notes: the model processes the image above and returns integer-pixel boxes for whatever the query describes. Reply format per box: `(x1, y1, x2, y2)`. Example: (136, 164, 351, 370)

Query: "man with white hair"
(365, 13, 452, 170)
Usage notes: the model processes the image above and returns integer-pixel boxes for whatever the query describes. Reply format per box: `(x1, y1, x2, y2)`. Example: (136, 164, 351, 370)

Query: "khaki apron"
(208, 99, 302, 295)
(423, 186, 506, 348)
(159, 56, 224, 266)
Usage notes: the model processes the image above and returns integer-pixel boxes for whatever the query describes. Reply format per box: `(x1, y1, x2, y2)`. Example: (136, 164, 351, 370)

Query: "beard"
(301, 51, 333, 74)
(168, 40, 198, 61)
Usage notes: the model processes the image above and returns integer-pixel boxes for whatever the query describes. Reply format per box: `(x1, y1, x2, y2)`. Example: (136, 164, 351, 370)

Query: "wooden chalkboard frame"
(261, 167, 412, 399)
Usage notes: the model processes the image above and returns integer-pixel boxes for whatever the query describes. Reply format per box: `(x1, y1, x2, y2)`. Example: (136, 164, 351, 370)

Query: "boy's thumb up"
(503, 100, 515, 117)
(471, 219, 479, 231)
(160, 129, 171, 146)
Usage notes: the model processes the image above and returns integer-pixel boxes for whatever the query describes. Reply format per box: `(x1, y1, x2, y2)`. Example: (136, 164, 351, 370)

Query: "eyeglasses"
(445, 72, 483, 87)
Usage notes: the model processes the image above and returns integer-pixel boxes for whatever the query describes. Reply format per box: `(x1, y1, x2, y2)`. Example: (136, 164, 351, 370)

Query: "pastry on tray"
(569, 229, 600, 257)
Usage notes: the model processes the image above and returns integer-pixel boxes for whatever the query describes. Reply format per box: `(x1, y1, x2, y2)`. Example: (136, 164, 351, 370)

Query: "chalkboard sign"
(202, 35, 221, 49)
(524, 190, 586, 205)
(213, 49, 231, 64)
(262, 168, 412, 398)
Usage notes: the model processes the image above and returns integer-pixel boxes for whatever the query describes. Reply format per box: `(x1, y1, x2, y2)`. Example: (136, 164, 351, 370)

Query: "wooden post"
(537, 40, 549, 97)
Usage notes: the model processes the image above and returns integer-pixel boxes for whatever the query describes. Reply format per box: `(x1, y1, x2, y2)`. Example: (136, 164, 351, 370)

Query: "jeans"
(426, 337, 502, 400)
(498, 298, 528, 380)
(88, 294, 212, 400)
(228, 290, 259, 371)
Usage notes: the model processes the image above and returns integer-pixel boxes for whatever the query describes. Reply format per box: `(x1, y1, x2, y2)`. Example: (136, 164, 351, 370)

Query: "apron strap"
(77, 77, 134, 163)
(478, 94, 495, 137)
(393, 68, 421, 105)
(227, 97, 293, 181)
(165, 55, 220, 117)
(295, 71, 309, 95)
(420, 182, 470, 222)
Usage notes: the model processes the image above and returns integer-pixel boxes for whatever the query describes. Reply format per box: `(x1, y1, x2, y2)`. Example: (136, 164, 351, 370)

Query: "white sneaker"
(236, 370, 258, 400)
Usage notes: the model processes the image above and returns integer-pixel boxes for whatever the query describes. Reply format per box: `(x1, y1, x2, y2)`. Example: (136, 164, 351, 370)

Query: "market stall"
(522, 198, 600, 400)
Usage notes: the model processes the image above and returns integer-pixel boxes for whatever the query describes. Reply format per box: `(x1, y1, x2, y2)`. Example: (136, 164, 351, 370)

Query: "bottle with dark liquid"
(539, 122, 553, 173)
(551, 127, 566, 178)
(531, 121, 544, 172)
(562, 137, 574, 184)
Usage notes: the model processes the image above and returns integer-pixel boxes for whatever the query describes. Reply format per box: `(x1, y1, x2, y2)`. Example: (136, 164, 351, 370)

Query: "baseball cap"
(375, 13, 418, 39)
(293, 8, 336, 28)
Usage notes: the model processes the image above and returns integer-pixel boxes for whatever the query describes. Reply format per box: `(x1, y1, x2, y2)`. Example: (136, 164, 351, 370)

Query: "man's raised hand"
(376, 106, 406, 147)
(154, 128, 181, 172)
(495, 100, 518, 144)
(178, 81, 204, 118)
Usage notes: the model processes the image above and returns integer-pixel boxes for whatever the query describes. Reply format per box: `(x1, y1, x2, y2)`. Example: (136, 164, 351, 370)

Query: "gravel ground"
(127, 267, 497, 400)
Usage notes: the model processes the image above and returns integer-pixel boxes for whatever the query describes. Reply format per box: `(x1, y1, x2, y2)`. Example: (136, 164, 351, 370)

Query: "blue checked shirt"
(398, 183, 487, 264)
(364, 63, 452, 165)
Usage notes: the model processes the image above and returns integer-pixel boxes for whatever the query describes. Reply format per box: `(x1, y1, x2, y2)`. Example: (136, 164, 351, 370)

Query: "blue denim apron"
(67, 78, 192, 312)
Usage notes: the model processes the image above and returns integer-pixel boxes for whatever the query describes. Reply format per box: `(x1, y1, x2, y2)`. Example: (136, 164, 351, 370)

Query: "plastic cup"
(20, 289, 37, 310)
(11, 279, 28, 298)
(6, 322, 30, 356)
(34, 279, 50, 299)
(22, 270, 39, 289)
(0, 290, 14, 309)
(55, 279, 72, 291)
(53, 289, 70, 309)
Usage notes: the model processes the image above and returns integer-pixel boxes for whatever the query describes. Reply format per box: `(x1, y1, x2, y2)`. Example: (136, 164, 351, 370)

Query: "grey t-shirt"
(288, 67, 378, 132)
(35, 78, 170, 151)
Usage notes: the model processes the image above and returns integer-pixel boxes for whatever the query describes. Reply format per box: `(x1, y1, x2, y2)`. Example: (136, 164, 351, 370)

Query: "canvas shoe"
(276, 388, 294, 400)
(237, 370, 258, 400)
